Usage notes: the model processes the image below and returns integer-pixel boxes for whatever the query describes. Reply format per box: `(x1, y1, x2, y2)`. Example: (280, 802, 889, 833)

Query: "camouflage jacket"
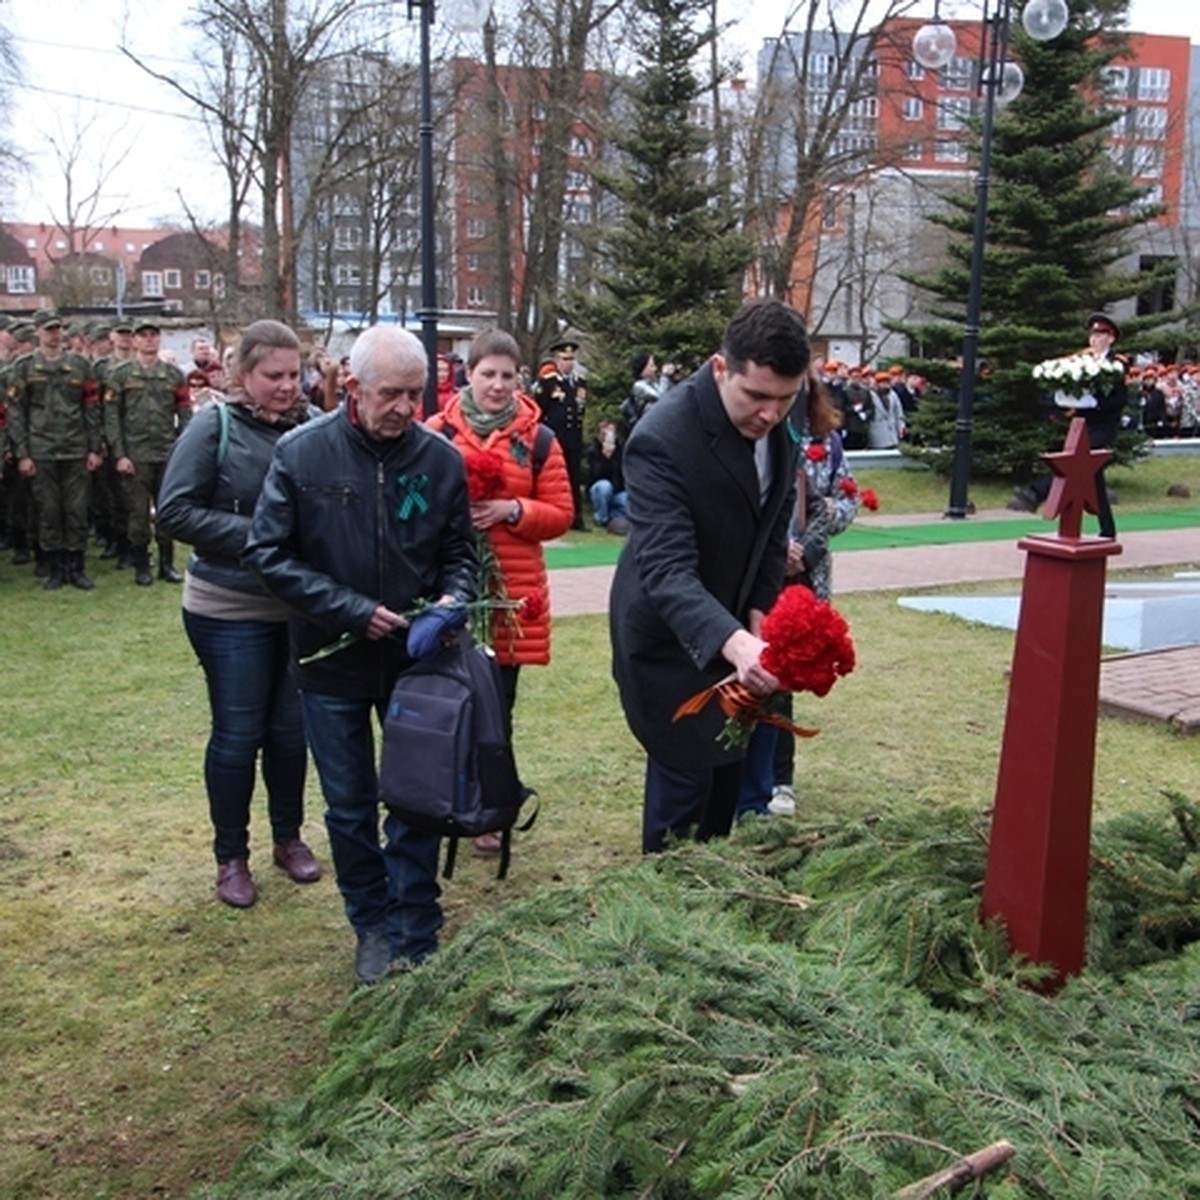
(104, 358, 191, 463)
(6, 350, 102, 461)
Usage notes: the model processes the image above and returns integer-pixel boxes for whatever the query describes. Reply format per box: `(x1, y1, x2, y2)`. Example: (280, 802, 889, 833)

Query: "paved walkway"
(548, 514, 1200, 734)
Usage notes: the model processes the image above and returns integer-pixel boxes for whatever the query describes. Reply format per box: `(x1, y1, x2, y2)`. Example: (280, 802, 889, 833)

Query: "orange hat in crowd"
(874, 371, 891, 384)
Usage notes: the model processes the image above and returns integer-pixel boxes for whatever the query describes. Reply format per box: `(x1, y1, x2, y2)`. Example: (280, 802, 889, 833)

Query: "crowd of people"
(6, 297, 1167, 985)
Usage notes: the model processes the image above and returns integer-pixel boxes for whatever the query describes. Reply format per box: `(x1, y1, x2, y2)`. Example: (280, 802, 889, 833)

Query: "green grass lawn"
(1, 537, 1199, 1197)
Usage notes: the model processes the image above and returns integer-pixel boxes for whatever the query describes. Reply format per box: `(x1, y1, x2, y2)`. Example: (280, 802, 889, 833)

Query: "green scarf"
(459, 385, 516, 438)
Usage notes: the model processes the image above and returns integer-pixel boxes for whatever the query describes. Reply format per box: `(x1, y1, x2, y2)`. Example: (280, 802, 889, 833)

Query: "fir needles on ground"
(200, 801, 1200, 1199)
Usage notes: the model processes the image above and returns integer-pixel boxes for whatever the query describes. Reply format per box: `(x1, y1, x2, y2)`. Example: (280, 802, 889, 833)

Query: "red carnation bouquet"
(837, 478, 880, 511)
(673, 586, 856, 748)
(464, 449, 507, 501)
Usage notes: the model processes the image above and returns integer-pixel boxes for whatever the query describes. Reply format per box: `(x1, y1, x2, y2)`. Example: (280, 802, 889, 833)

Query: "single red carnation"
(464, 450, 508, 501)
(804, 443, 827, 462)
(759, 586, 856, 697)
(860, 487, 880, 511)
(838, 478, 859, 498)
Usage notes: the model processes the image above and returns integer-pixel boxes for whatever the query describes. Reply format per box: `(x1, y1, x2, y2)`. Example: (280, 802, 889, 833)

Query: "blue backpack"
(379, 631, 534, 879)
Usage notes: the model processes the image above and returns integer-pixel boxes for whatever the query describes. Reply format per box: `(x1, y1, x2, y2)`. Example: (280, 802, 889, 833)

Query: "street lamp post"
(409, 0, 440, 417)
(912, 0, 1068, 518)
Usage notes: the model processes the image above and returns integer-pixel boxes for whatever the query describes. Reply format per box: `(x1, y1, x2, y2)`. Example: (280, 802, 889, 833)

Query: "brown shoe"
(216, 859, 257, 908)
(472, 832, 503, 856)
(273, 838, 322, 884)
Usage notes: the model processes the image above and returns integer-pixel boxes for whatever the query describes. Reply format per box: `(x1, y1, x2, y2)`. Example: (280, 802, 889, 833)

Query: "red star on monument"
(1042, 417, 1112, 539)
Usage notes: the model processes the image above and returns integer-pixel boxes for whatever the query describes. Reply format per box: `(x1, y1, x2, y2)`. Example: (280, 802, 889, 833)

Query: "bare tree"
(735, 0, 917, 303)
(40, 111, 134, 307)
(125, 0, 393, 322)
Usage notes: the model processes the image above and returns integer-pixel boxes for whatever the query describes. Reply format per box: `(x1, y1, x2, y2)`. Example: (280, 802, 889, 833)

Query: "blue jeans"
(183, 610, 307, 864)
(589, 480, 628, 527)
(300, 690, 443, 964)
(734, 723, 777, 818)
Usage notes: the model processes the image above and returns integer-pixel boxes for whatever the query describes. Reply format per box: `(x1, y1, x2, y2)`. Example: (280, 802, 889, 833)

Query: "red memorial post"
(980, 418, 1122, 990)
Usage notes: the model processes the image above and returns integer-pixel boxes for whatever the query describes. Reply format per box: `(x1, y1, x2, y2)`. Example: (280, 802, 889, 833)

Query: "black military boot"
(43, 550, 66, 591)
(116, 537, 133, 570)
(132, 547, 154, 587)
(67, 550, 94, 591)
(99, 536, 121, 561)
(10, 531, 30, 566)
(34, 547, 50, 578)
(158, 545, 183, 584)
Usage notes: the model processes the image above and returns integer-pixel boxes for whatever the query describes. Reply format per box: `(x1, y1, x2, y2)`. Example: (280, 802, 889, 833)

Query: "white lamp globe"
(912, 21, 957, 71)
(996, 61, 1025, 104)
(1022, 0, 1069, 42)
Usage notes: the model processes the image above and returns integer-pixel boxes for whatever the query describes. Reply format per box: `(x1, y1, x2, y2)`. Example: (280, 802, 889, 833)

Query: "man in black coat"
(609, 299, 809, 853)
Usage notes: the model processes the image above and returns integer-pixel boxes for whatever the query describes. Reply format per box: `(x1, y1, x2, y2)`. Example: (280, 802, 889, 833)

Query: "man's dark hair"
(721, 299, 810, 379)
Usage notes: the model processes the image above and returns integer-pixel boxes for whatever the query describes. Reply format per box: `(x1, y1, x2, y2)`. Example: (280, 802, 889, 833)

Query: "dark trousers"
(121, 460, 171, 550)
(642, 757, 744, 853)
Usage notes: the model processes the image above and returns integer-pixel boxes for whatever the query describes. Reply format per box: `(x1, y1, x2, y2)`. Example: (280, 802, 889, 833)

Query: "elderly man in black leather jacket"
(246, 325, 477, 984)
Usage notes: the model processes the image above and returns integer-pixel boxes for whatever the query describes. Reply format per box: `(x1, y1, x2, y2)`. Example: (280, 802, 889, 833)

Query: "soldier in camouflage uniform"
(3, 321, 39, 568)
(6, 309, 104, 590)
(103, 317, 192, 586)
(94, 316, 136, 566)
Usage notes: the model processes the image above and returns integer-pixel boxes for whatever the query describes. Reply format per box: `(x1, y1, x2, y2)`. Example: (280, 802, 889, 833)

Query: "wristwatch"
(507, 499, 522, 524)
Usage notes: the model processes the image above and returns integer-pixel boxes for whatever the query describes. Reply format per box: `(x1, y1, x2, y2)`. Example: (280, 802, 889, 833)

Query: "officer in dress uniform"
(530, 337, 587, 530)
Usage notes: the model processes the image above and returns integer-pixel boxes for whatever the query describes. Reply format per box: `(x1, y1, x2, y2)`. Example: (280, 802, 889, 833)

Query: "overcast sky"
(3, 0, 1195, 228)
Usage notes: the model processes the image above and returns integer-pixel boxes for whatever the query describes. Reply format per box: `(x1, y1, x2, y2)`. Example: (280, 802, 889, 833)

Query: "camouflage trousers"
(120, 460, 171, 551)
(32, 459, 91, 553)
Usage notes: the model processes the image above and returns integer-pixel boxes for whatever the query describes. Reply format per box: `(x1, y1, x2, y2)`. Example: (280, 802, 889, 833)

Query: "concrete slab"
(898, 578, 1200, 652)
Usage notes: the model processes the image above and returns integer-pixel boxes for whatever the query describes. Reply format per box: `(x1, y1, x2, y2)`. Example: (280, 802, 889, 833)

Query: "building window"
(466, 254, 481, 272)
(822, 192, 839, 229)
(334, 226, 362, 250)
(902, 141, 924, 161)
(90, 266, 111, 285)
(1133, 105, 1168, 140)
(1136, 67, 1170, 102)
(907, 60, 925, 81)
(1130, 144, 1164, 178)
(902, 96, 923, 120)
(466, 218, 488, 239)
(142, 271, 164, 297)
(934, 139, 969, 163)
(1102, 66, 1129, 98)
(6, 265, 35, 294)
(570, 134, 593, 156)
(937, 96, 971, 131)
(164, 269, 182, 290)
(195, 269, 211, 290)
(467, 285, 486, 306)
(334, 264, 362, 286)
(213, 274, 225, 300)
(941, 56, 974, 91)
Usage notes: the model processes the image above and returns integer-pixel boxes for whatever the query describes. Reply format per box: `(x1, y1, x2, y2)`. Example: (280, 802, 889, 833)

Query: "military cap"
(0, 313, 14, 331)
(88, 318, 114, 340)
(1086, 311, 1119, 340)
(111, 316, 135, 334)
(133, 316, 161, 333)
(32, 308, 63, 328)
(11, 322, 36, 342)
(548, 338, 580, 355)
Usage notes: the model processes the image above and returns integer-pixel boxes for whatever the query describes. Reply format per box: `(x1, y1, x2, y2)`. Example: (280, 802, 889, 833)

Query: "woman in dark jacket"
(157, 320, 320, 909)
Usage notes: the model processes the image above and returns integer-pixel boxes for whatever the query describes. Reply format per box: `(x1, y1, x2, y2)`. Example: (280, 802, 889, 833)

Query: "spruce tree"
(568, 0, 749, 415)
(901, 0, 1158, 481)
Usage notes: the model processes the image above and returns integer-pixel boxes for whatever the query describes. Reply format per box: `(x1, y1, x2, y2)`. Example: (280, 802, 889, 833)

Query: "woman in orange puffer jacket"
(426, 329, 575, 849)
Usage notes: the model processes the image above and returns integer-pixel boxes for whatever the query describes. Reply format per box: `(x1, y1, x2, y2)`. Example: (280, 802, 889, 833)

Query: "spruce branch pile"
(201, 801, 1200, 1198)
